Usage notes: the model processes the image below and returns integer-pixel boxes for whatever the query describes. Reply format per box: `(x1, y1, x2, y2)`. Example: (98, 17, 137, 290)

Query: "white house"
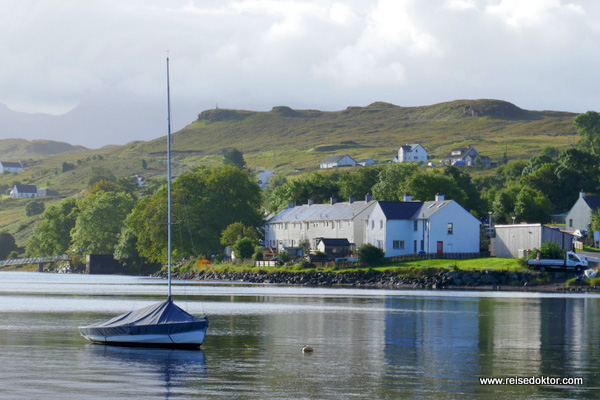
(443, 145, 490, 167)
(565, 191, 600, 232)
(319, 154, 357, 169)
(365, 195, 481, 256)
(265, 195, 481, 257)
(0, 161, 24, 173)
(265, 197, 376, 251)
(10, 184, 38, 198)
(397, 144, 428, 163)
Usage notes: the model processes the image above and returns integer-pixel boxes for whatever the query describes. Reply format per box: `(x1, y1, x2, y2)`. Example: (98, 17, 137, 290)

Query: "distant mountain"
(0, 138, 87, 160)
(0, 94, 168, 148)
(134, 99, 578, 171)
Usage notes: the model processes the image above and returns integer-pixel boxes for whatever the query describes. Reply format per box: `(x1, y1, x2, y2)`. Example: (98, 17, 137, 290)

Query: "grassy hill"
(0, 98, 581, 249)
(0, 138, 88, 160)
(126, 99, 578, 173)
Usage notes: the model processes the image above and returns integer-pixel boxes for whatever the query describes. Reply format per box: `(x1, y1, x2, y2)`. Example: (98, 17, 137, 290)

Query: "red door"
(437, 241, 443, 254)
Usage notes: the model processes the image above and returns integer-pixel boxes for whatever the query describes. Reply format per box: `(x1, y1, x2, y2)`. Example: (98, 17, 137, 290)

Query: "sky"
(1, 0, 599, 148)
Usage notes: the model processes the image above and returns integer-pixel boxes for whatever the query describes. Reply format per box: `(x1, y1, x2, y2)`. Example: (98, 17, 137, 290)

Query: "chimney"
(435, 193, 445, 201)
(403, 194, 412, 202)
(308, 199, 314, 206)
(365, 194, 372, 202)
(330, 197, 337, 205)
(288, 201, 295, 209)
(580, 190, 586, 199)
(349, 196, 355, 204)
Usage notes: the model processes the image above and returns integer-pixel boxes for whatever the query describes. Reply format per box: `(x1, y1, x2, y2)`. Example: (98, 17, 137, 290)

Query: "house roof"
(377, 200, 452, 220)
(13, 184, 37, 193)
(445, 146, 478, 160)
(357, 158, 374, 164)
(1, 161, 22, 168)
(321, 154, 352, 164)
(583, 195, 600, 210)
(317, 238, 351, 246)
(377, 201, 424, 220)
(267, 201, 374, 223)
(400, 144, 421, 152)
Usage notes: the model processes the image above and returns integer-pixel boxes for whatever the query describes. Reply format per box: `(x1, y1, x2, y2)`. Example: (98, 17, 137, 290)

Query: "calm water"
(0, 272, 599, 399)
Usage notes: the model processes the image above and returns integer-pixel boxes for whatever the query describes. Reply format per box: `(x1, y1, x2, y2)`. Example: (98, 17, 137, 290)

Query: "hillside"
(0, 98, 581, 249)
(0, 138, 87, 160)
(131, 99, 578, 172)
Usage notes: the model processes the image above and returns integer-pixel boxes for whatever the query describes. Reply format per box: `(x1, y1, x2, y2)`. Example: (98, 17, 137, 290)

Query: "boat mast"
(166, 57, 172, 301)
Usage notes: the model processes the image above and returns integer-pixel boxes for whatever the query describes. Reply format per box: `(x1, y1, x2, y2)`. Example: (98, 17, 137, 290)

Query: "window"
(413, 220, 418, 231)
(339, 221, 343, 230)
(380, 220, 383, 229)
(371, 220, 374, 229)
(393, 240, 405, 249)
(332, 221, 335, 230)
(285, 223, 288, 230)
(420, 240, 424, 251)
(447, 223, 453, 234)
(306, 223, 310, 231)
(377, 240, 383, 249)
(569, 219, 573, 228)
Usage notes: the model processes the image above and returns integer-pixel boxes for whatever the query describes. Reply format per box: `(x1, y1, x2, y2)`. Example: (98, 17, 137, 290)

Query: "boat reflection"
(82, 344, 206, 398)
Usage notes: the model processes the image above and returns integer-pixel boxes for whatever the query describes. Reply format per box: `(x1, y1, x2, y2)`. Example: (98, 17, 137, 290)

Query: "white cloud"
(0, 0, 600, 146)
(485, 0, 585, 27)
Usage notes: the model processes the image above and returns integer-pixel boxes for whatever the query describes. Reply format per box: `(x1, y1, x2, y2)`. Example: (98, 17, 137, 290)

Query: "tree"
(233, 236, 256, 261)
(591, 209, 600, 233)
(223, 148, 246, 168)
(71, 191, 135, 254)
(61, 162, 76, 173)
(26, 198, 79, 256)
(371, 163, 419, 201)
(405, 171, 467, 205)
(575, 111, 600, 155)
(443, 166, 484, 216)
(220, 222, 258, 247)
(114, 227, 141, 269)
(337, 166, 382, 200)
(513, 187, 552, 224)
(141, 159, 148, 169)
(88, 167, 116, 187)
(127, 165, 263, 263)
(357, 243, 385, 265)
(25, 201, 45, 217)
(0, 232, 18, 259)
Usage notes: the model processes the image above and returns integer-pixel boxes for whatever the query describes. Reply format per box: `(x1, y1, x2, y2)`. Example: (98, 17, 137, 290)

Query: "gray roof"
(413, 201, 452, 219)
(13, 184, 37, 193)
(267, 201, 375, 223)
(401, 144, 421, 152)
(1, 161, 22, 168)
(377, 200, 451, 220)
(321, 154, 352, 164)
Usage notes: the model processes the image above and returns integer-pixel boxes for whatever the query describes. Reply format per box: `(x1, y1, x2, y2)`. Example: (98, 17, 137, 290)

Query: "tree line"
(12, 110, 600, 265)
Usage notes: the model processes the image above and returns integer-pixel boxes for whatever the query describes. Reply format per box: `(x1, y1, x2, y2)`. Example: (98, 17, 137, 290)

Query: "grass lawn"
(188, 257, 526, 275)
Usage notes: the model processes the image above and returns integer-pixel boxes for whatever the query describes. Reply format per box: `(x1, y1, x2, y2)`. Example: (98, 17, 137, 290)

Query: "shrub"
(233, 236, 255, 261)
(357, 244, 385, 265)
(531, 240, 564, 260)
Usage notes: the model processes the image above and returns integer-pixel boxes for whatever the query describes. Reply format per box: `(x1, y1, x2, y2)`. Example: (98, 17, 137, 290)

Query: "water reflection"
(80, 345, 206, 399)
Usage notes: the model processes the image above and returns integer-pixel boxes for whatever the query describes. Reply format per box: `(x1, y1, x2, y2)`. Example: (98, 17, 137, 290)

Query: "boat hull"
(80, 324, 207, 347)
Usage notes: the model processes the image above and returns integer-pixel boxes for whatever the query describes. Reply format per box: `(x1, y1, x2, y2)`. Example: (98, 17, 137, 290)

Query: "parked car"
(574, 229, 588, 238)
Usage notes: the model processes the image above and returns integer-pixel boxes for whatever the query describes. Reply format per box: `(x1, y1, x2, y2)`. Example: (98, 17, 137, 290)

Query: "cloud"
(0, 0, 599, 146)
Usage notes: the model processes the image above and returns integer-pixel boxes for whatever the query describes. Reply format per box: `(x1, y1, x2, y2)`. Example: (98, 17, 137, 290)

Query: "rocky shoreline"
(158, 269, 598, 292)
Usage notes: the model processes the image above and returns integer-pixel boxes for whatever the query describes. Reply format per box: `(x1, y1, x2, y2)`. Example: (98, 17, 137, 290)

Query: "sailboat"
(79, 58, 209, 348)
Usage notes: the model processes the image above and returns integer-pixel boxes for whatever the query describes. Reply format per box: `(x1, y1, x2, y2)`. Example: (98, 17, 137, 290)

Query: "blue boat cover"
(79, 299, 208, 337)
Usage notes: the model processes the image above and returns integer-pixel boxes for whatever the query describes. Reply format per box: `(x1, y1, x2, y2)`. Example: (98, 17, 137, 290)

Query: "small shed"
(315, 238, 353, 257)
(493, 224, 575, 258)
